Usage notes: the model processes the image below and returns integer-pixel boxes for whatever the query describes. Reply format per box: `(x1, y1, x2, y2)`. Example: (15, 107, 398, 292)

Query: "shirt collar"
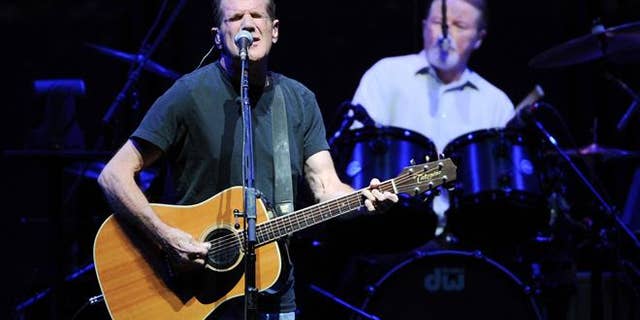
(414, 50, 478, 91)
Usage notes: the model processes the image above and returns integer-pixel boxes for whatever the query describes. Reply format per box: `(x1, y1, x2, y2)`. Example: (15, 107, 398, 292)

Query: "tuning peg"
(425, 155, 431, 162)
(410, 158, 416, 165)
(439, 153, 445, 159)
(413, 186, 421, 196)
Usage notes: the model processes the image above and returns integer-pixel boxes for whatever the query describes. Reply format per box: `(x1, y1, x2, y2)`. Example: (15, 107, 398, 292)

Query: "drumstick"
(515, 84, 545, 113)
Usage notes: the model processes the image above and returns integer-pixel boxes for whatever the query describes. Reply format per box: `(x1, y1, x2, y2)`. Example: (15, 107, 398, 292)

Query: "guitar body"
(93, 186, 282, 319)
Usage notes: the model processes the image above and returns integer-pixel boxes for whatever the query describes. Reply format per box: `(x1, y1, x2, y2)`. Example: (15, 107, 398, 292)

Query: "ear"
(473, 38, 483, 49)
(211, 27, 222, 49)
(473, 29, 487, 50)
(271, 19, 280, 44)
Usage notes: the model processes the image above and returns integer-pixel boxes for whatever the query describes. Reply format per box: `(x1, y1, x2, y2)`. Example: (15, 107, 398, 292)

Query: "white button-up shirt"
(352, 50, 515, 152)
(351, 50, 516, 233)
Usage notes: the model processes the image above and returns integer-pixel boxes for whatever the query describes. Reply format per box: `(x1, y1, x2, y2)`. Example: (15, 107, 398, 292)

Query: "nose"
(239, 14, 256, 33)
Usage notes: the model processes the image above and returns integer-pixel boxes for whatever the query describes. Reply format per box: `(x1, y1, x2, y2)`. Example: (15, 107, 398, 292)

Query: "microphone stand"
(239, 52, 258, 320)
(441, 0, 448, 39)
(528, 110, 640, 320)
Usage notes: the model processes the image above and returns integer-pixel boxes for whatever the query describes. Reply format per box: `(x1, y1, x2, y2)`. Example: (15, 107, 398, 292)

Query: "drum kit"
(315, 20, 640, 320)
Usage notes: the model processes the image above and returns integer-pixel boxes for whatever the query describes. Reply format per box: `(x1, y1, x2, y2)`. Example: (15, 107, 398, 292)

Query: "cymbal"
(529, 21, 640, 69)
(564, 143, 640, 160)
(86, 43, 181, 80)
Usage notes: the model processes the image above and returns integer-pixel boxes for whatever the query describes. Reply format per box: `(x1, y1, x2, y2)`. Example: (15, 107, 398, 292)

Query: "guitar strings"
(204, 174, 443, 257)
(202, 172, 439, 257)
(202, 158, 453, 256)
(203, 172, 444, 257)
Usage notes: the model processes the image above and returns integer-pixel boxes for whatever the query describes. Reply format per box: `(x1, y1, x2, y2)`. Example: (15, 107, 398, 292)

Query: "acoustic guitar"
(93, 158, 456, 319)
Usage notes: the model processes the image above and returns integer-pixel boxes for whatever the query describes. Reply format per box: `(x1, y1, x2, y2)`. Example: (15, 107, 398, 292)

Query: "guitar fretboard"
(254, 180, 396, 246)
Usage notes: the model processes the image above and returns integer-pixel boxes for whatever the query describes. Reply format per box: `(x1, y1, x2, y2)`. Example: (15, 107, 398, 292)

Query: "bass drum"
(442, 128, 550, 244)
(329, 126, 439, 254)
(359, 250, 543, 320)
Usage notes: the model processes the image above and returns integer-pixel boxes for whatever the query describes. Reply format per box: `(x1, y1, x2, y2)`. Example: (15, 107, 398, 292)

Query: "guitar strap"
(271, 84, 295, 216)
(263, 80, 296, 295)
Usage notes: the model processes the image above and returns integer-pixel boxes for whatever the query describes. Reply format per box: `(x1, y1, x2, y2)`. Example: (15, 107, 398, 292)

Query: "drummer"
(350, 0, 515, 235)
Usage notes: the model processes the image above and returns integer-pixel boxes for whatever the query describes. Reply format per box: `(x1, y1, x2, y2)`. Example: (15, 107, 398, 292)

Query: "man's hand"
(361, 178, 399, 213)
(159, 226, 211, 268)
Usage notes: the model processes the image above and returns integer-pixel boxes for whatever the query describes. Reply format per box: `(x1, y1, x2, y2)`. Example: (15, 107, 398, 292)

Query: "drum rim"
(443, 127, 538, 155)
(339, 125, 437, 149)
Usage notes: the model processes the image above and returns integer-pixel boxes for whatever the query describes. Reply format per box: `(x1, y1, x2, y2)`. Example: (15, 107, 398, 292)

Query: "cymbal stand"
(603, 72, 640, 133)
(102, 0, 187, 128)
(65, 0, 188, 211)
(527, 103, 640, 320)
(13, 2, 189, 317)
(528, 103, 640, 248)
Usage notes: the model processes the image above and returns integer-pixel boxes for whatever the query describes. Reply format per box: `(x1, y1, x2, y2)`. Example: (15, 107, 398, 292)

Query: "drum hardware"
(563, 143, 640, 160)
(309, 284, 380, 320)
(560, 117, 640, 161)
(10, 5, 189, 317)
(528, 20, 640, 69)
(603, 71, 640, 133)
(85, 43, 181, 81)
(518, 100, 640, 319)
(521, 102, 639, 246)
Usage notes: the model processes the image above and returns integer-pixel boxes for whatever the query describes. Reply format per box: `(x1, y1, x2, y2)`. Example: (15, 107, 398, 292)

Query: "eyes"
(224, 11, 270, 23)
(429, 18, 472, 31)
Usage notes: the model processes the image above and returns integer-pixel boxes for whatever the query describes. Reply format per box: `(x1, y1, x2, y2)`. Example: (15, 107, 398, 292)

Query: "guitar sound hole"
(205, 228, 242, 269)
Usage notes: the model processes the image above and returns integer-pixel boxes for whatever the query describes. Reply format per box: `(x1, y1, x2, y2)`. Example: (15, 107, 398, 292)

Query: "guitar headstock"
(393, 158, 457, 196)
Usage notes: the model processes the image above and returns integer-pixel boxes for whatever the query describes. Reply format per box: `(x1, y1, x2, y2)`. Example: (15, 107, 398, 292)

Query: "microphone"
(328, 102, 376, 146)
(438, 0, 451, 52)
(234, 30, 253, 60)
(350, 103, 376, 127)
(507, 85, 545, 128)
(438, 36, 452, 52)
(507, 102, 544, 128)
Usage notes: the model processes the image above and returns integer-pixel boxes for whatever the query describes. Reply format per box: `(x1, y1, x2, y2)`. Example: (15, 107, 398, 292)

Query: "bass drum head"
(361, 250, 542, 320)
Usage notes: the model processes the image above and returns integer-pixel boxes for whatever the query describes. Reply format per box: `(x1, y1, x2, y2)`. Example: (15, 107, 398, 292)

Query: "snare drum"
(442, 128, 550, 244)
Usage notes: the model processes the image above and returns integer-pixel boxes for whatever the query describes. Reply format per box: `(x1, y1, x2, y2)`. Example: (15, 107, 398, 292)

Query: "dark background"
(1, 0, 640, 319)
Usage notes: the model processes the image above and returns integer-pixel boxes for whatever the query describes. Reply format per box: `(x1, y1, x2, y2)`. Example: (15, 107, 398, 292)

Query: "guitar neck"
(254, 180, 396, 246)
